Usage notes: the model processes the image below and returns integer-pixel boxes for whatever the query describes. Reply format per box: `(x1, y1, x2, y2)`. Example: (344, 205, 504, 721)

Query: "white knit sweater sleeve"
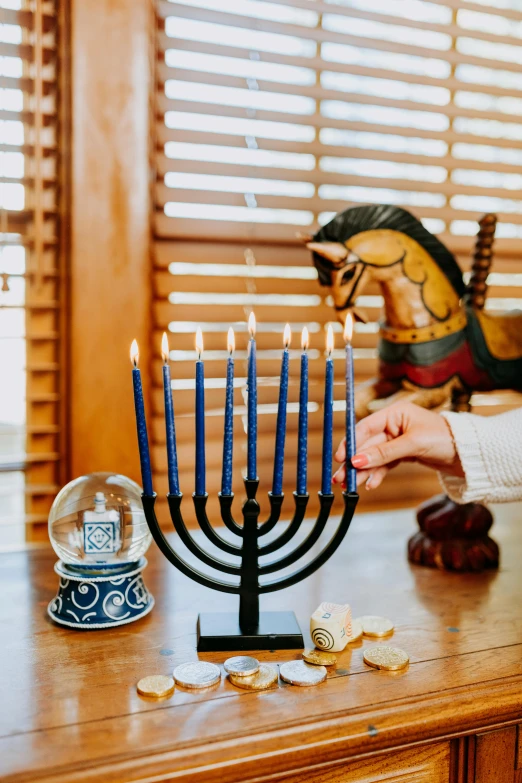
(438, 408, 522, 504)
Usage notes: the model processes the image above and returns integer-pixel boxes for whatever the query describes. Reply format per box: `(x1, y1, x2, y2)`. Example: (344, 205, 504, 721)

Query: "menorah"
(132, 316, 359, 651)
(142, 486, 358, 651)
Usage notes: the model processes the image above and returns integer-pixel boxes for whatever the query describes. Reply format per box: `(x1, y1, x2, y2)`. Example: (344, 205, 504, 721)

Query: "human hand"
(333, 401, 463, 491)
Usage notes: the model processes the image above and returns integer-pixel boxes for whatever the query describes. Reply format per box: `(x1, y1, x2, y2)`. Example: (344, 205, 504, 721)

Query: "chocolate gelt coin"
(229, 663, 278, 691)
(280, 660, 327, 686)
(136, 674, 175, 698)
(356, 615, 394, 638)
(173, 661, 221, 689)
(346, 618, 363, 644)
(302, 648, 337, 666)
(224, 656, 260, 677)
(363, 645, 409, 671)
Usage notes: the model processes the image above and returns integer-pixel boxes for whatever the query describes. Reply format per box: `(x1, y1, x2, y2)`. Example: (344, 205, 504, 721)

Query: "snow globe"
(47, 472, 154, 629)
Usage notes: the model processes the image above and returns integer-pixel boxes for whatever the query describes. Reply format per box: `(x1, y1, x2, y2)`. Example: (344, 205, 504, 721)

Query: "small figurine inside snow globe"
(47, 472, 154, 629)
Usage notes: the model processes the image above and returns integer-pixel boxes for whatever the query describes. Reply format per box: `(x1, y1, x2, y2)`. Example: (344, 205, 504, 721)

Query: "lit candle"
(130, 339, 153, 496)
(195, 326, 206, 496)
(272, 324, 291, 496)
(321, 325, 334, 495)
(161, 332, 180, 496)
(296, 326, 309, 496)
(221, 327, 235, 496)
(247, 312, 257, 480)
(344, 313, 357, 493)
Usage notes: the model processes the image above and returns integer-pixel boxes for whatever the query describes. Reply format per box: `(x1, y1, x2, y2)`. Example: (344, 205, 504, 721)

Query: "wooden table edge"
(4, 673, 522, 783)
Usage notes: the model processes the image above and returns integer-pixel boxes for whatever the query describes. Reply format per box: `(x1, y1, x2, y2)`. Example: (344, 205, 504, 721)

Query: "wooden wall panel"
(69, 0, 153, 482)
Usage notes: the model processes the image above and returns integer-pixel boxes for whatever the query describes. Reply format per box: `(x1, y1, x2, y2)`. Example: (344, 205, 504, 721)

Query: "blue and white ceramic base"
(47, 558, 154, 629)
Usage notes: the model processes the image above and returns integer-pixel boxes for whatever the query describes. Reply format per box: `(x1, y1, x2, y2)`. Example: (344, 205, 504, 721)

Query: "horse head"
(305, 204, 466, 325)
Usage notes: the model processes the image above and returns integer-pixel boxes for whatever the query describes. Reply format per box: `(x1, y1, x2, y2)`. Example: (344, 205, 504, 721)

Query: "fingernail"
(351, 453, 369, 468)
(365, 474, 373, 490)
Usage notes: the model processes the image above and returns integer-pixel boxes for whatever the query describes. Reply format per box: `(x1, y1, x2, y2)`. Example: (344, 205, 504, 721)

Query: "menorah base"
(197, 611, 304, 652)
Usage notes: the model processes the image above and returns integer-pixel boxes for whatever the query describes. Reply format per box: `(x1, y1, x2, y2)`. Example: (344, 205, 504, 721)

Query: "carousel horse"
(306, 204, 522, 420)
(305, 204, 522, 572)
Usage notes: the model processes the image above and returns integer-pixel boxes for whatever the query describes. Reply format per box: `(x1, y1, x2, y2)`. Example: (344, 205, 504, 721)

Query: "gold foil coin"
(280, 660, 327, 686)
(173, 661, 221, 689)
(302, 648, 337, 666)
(229, 663, 278, 691)
(136, 674, 175, 698)
(356, 615, 394, 638)
(363, 645, 409, 671)
(224, 656, 260, 677)
(346, 618, 363, 644)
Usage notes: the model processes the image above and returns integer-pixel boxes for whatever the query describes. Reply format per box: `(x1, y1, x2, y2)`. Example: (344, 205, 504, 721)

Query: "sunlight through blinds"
(154, 0, 522, 521)
(0, 0, 64, 545)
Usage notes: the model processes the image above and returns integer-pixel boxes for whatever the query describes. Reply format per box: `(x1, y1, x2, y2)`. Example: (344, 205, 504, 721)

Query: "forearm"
(439, 408, 522, 504)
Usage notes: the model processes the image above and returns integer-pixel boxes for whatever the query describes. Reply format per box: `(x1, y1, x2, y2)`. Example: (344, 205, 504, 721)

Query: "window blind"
(0, 0, 64, 546)
(153, 0, 522, 521)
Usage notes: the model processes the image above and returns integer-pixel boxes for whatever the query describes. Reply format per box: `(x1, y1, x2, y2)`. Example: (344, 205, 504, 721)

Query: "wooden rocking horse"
(306, 204, 522, 572)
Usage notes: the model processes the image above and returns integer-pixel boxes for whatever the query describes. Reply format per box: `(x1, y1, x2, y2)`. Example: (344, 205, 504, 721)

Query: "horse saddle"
(472, 308, 522, 361)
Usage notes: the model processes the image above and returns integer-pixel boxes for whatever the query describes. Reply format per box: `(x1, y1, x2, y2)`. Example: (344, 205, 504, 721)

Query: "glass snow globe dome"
(48, 472, 151, 567)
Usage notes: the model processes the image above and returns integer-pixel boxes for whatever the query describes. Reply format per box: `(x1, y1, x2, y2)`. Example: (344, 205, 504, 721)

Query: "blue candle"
(130, 339, 153, 496)
(195, 327, 206, 496)
(272, 324, 291, 496)
(344, 314, 357, 493)
(161, 332, 180, 496)
(247, 312, 257, 480)
(221, 327, 235, 496)
(321, 325, 334, 495)
(296, 326, 309, 495)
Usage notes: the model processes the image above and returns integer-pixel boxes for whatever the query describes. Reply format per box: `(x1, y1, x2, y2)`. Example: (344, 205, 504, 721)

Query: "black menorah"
(142, 482, 359, 651)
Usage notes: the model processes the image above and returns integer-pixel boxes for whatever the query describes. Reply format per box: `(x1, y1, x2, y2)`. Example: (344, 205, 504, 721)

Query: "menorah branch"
(259, 492, 359, 594)
(191, 493, 242, 556)
(218, 493, 244, 537)
(167, 494, 240, 575)
(259, 492, 333, 575)
(141, 494, 240, 595)
(257, 493, 309, 556)
(257, 492, 285, 536)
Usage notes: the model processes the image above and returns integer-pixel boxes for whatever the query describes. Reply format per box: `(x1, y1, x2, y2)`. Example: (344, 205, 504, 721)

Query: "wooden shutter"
(0, 0, 65, 545)
(153, 0, 522, 521)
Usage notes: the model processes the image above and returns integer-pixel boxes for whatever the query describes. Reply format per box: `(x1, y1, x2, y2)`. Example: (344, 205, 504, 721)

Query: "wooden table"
(2, 504, 522, 783)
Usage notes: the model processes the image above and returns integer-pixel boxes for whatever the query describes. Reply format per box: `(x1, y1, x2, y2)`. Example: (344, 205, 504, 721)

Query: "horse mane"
(313, 204, 466, 297)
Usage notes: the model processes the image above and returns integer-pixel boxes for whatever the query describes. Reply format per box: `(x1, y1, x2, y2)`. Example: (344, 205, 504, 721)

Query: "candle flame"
(130, 339, 139, 367)
(248, 311, 256, 338)
(283, 323, 291, 348)
(326, 324, 334, 356)
(161, 332, 169, 363)
(301, 325, 309, 351)
(227, 326, 235, 354)
(196, 326, 204, 358)
(343, 312, 354, 343)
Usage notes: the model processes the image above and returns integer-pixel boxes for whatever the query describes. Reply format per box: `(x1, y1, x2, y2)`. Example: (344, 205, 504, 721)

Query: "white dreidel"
(310, 601, 352, 652)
